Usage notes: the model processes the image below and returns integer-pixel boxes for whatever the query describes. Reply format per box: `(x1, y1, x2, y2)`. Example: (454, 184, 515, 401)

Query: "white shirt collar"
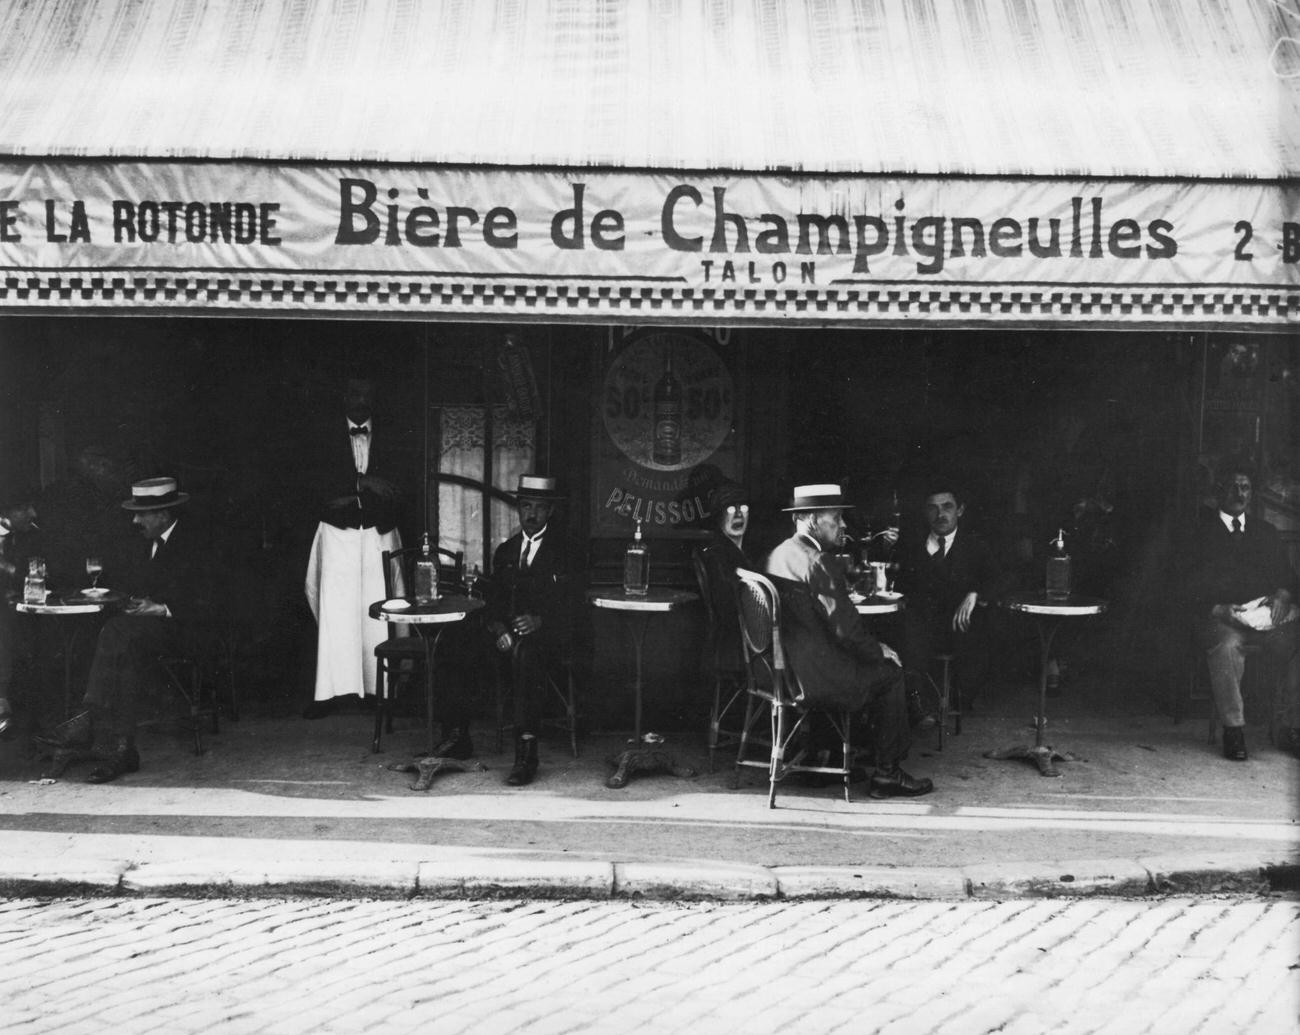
(1219, 510, 1245, 532)
(348, 418, 372, 432)
(927, 528, 957, 555)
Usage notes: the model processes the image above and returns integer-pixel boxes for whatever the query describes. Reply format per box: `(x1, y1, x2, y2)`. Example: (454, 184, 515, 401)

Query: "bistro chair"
(909, 651, 959, 751)
(1182, 637, 1277, 747)
(731, 568, 855, 808)
(691, 547, 747, 770)
(153, 635, 226, 755)
(491, 642, 581, 757)
(371, 545, 466, 753)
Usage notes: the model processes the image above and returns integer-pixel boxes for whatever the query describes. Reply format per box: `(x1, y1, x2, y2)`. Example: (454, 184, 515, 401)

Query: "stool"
(934, 652, 960, 751)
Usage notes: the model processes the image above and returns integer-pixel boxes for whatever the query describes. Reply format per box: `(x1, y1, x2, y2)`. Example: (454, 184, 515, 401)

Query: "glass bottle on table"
(1046, 528, 1071, 600)
(23, 557, 46, 604)
(623, 519, 649, 596)
(414, 532, 438, 605)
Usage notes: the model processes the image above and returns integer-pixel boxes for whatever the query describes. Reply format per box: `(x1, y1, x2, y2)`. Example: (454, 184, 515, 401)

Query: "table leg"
(421, 627, 445, 757)
(605, 612, 697, 790)
(984, 616, 1075, 777)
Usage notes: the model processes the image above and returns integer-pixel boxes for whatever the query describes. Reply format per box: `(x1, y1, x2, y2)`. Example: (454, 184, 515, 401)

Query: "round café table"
(853, 592, 905, 617)
(587, 587, 699, 789)
(986, 590, 1108, 777)
(369, 595, 483, 757)
(15, 589, 126, 718)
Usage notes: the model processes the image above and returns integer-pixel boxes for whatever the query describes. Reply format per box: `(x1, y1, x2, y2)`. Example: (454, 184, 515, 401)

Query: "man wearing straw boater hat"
(303, 374, 405, 719)
(39, 476, 210, 783)
(470, 474, 574, 786)
(765, 483, 934, 798)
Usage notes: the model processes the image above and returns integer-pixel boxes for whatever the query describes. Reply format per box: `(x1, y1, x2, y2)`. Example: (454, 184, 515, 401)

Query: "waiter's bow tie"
(349, 426, 370, 437)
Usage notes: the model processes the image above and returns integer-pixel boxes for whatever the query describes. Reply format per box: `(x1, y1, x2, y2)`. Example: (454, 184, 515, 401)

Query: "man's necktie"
(349, 426, 369, 437)
(1231, 516, 1243, 538)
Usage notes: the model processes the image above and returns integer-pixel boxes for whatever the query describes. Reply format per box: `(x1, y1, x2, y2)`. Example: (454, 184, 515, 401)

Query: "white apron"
(304, 522, 403, 700)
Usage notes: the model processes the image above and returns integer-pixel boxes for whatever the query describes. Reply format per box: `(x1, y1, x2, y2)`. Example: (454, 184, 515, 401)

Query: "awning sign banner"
(1, 161, 1295, 299)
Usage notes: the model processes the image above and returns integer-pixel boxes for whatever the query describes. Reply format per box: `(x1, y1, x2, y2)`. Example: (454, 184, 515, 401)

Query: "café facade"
(0, 0, 1297, 725)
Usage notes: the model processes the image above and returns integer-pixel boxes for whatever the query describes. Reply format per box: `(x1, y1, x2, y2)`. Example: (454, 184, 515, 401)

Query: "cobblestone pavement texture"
(3, 896, 1297, 1034)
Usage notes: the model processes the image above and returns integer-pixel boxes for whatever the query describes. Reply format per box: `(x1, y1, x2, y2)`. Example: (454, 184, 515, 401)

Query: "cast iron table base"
(387, 755, 487, 791)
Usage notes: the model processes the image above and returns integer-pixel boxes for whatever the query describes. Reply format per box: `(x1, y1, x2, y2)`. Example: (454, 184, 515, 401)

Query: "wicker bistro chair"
(371, 545, 466, 753)
(691, 547, 748, 770)
(731, 568, 856, 808)
(154, 639, 223, 755)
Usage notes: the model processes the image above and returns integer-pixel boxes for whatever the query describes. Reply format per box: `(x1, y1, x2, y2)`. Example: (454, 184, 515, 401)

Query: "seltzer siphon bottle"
(414, 532, 438, 605)
(623, 519, 649, 596)
(1045, 528, 1071, 600)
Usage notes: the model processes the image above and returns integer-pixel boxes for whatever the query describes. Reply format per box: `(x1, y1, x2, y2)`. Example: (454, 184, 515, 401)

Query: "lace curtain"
(437, 406, 534, 571)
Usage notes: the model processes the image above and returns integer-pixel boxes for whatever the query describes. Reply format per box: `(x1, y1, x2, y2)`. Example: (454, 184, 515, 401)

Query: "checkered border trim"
(2, 274, 1296, 324)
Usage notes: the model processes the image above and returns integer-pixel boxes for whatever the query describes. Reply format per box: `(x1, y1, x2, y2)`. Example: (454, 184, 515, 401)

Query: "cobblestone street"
(4, 896, 1296, 1034)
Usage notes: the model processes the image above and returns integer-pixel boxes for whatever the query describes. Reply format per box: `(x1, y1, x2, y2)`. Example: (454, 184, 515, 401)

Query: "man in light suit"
(1185, 466, 1298, 760)
(765, 483, 933, 798)
(895, 483, 1004, 717)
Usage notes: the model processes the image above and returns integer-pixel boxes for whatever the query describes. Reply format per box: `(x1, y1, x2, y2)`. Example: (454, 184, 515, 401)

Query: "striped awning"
(0, 0, 1296, 179)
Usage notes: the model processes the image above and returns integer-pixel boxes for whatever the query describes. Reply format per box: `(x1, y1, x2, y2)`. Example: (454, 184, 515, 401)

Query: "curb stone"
(773, 865, 967, 900)
(417, 858, 614, 899)
(2, 844, 1296, 902)
(613, 861, 778, 900)
(964, 858, 1153, 899)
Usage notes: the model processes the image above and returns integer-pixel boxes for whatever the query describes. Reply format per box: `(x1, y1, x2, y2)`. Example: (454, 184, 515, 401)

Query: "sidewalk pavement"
(1, 689, 1296, 902)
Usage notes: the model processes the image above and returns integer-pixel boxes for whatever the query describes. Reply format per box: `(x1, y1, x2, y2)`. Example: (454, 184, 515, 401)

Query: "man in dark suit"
(303, 375, 405, 718)
(895, 483, 1003, 718)
(765, 483, 932, 799)
(0, 497, 39, 736)
(1185, 467, 1298, 760)
(42, 477, 212, 783)
(478, 475, 574, 786)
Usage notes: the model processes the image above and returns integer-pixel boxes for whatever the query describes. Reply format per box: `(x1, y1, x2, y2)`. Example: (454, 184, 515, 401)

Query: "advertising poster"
(592, 327, 743, 537)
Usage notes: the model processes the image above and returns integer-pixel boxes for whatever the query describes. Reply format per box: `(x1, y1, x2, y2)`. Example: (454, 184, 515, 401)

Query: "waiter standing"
(303, 375, 405, 718)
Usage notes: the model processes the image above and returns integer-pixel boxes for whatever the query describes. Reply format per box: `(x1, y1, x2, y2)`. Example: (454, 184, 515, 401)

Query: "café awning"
(0, 0, 1296, 327)
(0, 0, 1295, 178)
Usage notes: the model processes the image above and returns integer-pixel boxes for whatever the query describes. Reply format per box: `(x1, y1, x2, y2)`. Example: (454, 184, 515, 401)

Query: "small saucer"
(382, 599, 411, 611)
(80, 587, 110, 597)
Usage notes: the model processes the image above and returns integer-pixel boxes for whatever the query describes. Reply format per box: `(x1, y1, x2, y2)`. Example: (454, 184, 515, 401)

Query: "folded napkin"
(1230, 597, 1300, 632)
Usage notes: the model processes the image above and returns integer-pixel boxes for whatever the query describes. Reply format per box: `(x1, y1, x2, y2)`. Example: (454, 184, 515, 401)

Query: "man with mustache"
(1186, 466, 1299, 760)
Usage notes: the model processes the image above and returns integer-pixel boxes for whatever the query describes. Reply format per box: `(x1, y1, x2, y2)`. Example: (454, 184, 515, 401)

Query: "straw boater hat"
(515, 475, 565, 502)
(782, 483, 855, 512)
(121, 477, 190, 512)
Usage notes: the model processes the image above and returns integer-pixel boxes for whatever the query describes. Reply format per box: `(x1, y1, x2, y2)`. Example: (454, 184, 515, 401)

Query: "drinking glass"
(85, 556, 103, 590)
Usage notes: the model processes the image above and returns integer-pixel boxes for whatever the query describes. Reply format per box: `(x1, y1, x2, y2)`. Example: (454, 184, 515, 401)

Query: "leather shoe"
(302, 699, 337, 720)
(432, 728, 474, 760)
(506, 733, 539, 786)
(1222, 725, 1247, 761)
(34, 709, 93, 750)
(868, 766, 934, 799)
(86, 741, 140, 784)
